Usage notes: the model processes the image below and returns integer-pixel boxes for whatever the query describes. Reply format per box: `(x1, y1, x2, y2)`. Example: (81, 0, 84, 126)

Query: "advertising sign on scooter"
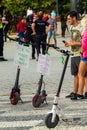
(37, 54, 51, 75)
(14, 43, 31, 68)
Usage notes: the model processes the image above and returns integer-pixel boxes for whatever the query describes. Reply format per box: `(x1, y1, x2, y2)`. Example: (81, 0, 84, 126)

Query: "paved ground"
(0, 25, 87, 130)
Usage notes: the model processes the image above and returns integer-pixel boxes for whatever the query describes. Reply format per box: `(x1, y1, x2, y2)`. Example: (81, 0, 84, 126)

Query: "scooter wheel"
(45, 113, 59, 128)
(10, 92, 19, 105)
(32, 95, 42, 107)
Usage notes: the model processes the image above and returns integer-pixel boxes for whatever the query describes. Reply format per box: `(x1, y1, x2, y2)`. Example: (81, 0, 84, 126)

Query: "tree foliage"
(0, 0, 87, 16)
(0, 0, 86, 32)
(1, 0, 56, 15)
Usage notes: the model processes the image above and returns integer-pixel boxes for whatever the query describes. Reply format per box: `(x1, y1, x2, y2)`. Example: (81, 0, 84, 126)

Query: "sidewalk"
(0, 30, 87, 129)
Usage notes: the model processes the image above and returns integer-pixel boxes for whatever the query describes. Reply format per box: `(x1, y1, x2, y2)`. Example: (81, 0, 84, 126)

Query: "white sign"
(14, 43, 31, 68)
(37, 54, 51, 75)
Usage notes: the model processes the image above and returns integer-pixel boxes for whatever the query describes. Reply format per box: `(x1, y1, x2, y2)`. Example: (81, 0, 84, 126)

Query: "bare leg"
(47, 38, 50, 50)
(54, 38, 57, 46)
(78, 61, 87, 95)
(48, 37, 50, 44)
(85, 77, 87, 92)
(74, 75, 79, 93)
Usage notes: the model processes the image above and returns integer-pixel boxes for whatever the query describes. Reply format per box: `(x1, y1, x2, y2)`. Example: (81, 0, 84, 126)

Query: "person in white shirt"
(82, 10, 87, 17)
(27, 7, 33, 17)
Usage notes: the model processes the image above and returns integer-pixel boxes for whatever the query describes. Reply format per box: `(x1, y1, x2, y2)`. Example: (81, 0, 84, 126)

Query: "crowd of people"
(16, 8, 57, 60)
(0, 8, 57, 61)
(0, 7, 87, 101)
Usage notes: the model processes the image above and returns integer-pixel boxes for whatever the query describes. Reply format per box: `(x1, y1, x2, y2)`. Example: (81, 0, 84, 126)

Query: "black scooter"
(45, 46, 72, 128)
(7, 36, 30, 105)
(10, 66, 22, 105)
(32, 44, 58, 108)
(32, 74, 47, 107)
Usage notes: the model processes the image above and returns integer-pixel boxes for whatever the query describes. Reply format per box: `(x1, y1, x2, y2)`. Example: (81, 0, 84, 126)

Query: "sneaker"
(70, 93, 78, 100)
(65, 92, 75, 98)
(84, 92, 87, 99)
(0, 57, 8, 61)
(32, 57, 36, 59)
(36, 58, 38, 61)
(71, 94, 84, 100)
(77, 95, 84, 100)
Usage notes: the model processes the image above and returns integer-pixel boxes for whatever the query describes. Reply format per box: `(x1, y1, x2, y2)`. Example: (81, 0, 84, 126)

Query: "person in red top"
(43, 13, 49, 22)
(17, 16, 26, 39)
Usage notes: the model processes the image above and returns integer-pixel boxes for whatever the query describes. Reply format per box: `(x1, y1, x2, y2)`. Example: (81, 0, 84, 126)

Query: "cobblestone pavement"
(0, 30, 87, 130)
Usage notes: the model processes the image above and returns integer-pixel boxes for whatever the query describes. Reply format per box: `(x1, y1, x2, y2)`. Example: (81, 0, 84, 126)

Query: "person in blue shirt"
(47, 13, 57, 48)
(51, 10, 56, 20)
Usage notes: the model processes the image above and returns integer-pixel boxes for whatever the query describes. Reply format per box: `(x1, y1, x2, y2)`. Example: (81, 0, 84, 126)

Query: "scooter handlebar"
(7, 36, 73, 55)
(46, 43, 73, 55)
(7, 35, 19, 42)
(46, 44, 73, 55)
(58, 49, 73, 56)
(7, 35, 31, 45)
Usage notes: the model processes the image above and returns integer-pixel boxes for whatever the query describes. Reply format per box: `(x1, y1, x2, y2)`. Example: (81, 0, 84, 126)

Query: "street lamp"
(70, 0, 81, 12)
(70, 0, 77, 11)
(56, 0, 59, 16)
(70, 0, 81, 19)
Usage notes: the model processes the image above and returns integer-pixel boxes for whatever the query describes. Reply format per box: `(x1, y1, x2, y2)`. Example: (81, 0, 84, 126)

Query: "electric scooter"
(45, 46, 73, 128)
(32, 74, 47, 107)
(32, 54, 48, 107)
(7, 36, 30, 105)
(32, 43, 54, 108)
(10, 66, 23, 105)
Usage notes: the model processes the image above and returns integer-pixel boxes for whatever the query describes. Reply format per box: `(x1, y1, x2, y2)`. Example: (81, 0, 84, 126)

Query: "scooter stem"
(51, 96, 58, 122)
(56, 54, 69, 96)
(14, 66, 20, 89)
(37, 74, 43, 94)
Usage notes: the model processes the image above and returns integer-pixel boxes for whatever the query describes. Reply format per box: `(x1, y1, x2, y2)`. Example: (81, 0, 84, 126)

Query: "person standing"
(0, 15, 8, 61)
(47, 13, 57, 48)
(17, 16, 26, 40)
(32, 12, 51, 60)
(77, 16, 87, 99)
(26, 7, 33, 18)
(82, 10, 87, 17)
(64, 11, 84, 99)
(60, 15, 67, 38)
(2, 16, 10, 42)
(24, 14, 36, 59)
(51, 9, 56, 20)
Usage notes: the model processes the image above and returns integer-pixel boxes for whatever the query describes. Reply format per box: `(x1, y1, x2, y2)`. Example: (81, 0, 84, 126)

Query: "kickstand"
(45, 99, 48, 105)
(19, 97, 23, 103)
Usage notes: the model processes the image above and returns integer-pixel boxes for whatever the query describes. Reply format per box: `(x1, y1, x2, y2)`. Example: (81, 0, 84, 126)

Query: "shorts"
(81, 57, 87, 62)
(71, 56, 80, 76)
(81, 57, 87, 77)
(48, 30, 56, 39)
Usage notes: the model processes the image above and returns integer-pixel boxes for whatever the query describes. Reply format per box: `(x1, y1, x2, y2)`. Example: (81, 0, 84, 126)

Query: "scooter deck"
(57, 98, 87, 122)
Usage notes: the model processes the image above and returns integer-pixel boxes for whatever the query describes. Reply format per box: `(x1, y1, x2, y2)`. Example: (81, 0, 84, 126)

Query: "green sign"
(14, 44, 31, 68)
